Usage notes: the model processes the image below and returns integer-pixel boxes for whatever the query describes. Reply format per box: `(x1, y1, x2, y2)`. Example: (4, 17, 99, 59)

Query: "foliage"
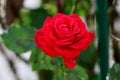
(64, 0, 91, 16)
(107, 63, 120, 80)
(66, 66, 88, 80)
(30, 47, 88, 80)
(30, 47, 60, 71)
(77, 43, 96, 69)
(64, 0, 76, 14)
(2, 23, 35, 53)
(29, 8, 50, 29)
(75, 0, 91, 16)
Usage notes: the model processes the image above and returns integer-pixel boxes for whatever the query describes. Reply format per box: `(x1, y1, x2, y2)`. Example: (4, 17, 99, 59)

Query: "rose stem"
(96, 0, 109, 80)
(57, 58, 67, 80)
(70, 0, 79, 14)
(62, 60, 67, 80)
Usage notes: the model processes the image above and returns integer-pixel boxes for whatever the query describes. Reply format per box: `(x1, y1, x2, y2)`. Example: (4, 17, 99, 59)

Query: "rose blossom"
(34, 13, 95, 69)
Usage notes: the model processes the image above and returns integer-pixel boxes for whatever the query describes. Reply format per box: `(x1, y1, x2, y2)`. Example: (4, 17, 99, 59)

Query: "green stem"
(96, 0, 109, 80)
(62, 60, 67, 80)
(56, 58, 67, 80)
(70, 0, 78, 14)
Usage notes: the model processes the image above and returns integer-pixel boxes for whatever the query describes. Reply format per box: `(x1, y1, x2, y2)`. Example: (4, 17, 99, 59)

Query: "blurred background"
(0, 0, 120, 80)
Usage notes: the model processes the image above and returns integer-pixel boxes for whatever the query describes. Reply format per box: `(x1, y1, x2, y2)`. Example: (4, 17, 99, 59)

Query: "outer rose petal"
(70, 14, 86, 31)
(55, 46, 80, 59)
(69, 14, 81, 20)
(43, 16, 52, 25)
(41, 44, 59, 57)
(52, 13, 66, 23)
(64, 58, 76, 69)
(70, 32, 95, 50)
(34, 29, 45, 48)
(35, 30, 59, 57)
(42, 23, 54, 46)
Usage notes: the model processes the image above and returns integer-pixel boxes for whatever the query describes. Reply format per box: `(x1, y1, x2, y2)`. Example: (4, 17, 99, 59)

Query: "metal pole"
(96, 0, 109, 80)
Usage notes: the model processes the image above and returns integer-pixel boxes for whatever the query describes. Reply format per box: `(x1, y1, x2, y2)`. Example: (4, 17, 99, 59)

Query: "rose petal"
(43, 16, 52, 25)
(61, 15, 74, 27)
(34, 30, 59, 57)
(58, 25, 69, 34)
(54, 19, 65, 27)
(41, 23, 55, 46)
(70, 14, 87, 42)
(54, 22, 74, 39)
(74, 29, 87, 43)
(50, 31, 72, 46)
(34, 30, 45, 48)
(70, 32, 95, 50)
(55, 46, 80, 59)
(70, 14, 86, 32)
(42, 45, 59, 57)
(71, 22, 81, 36)
(69, 14, 81, 20)
(52, 13, 66, 23)
(63, 58, 76, 69)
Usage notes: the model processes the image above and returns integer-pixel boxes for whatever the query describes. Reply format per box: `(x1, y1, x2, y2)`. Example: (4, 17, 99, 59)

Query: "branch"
(70, 0, 80, 14)
(110, 33, 120, 41)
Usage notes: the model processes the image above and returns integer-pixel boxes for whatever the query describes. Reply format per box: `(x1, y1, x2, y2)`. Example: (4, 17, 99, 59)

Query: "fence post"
(96, 0, 109, 80)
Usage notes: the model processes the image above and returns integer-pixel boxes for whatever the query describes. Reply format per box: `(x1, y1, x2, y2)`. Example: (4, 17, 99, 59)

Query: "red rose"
(35, 13, 95, 69)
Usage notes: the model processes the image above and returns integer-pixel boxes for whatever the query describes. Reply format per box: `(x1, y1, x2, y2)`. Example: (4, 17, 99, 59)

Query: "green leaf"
(43, 3, 57, 15)
(30, 47, 61, 71)
(29, 8, 49, 29)
(64, 0, 76, 14)
(75, 0, 91, 16)
(2, 23, 35, 53)
(20, 9, 31, 25)
(30, 47, 43, 71)
(66, 65, 88, 80)
(77, 43, 96, 69)
(107, 63, 120, 80)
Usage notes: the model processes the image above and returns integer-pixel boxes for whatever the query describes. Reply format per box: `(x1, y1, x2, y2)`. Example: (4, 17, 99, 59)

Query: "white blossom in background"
(23, 0, 41, 9)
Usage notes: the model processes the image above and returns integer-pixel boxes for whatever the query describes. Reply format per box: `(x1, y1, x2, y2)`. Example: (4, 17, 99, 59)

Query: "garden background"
(0, 0, 120, 80)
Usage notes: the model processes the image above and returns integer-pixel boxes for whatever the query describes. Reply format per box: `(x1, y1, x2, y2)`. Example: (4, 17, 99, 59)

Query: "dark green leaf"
(66, 65, 88, 80)
(64, 0, 76, 14)
(107, 63, 120, 80)
(77, 43, 96, 69)
(29, 8, 49, 28)
(30, 47, 61, 71)
(2, 23, 35, 53)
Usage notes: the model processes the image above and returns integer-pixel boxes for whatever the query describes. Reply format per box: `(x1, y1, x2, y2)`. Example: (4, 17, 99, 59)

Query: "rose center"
(59, 25, 70, 34)
(62, 26, 69, 32)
